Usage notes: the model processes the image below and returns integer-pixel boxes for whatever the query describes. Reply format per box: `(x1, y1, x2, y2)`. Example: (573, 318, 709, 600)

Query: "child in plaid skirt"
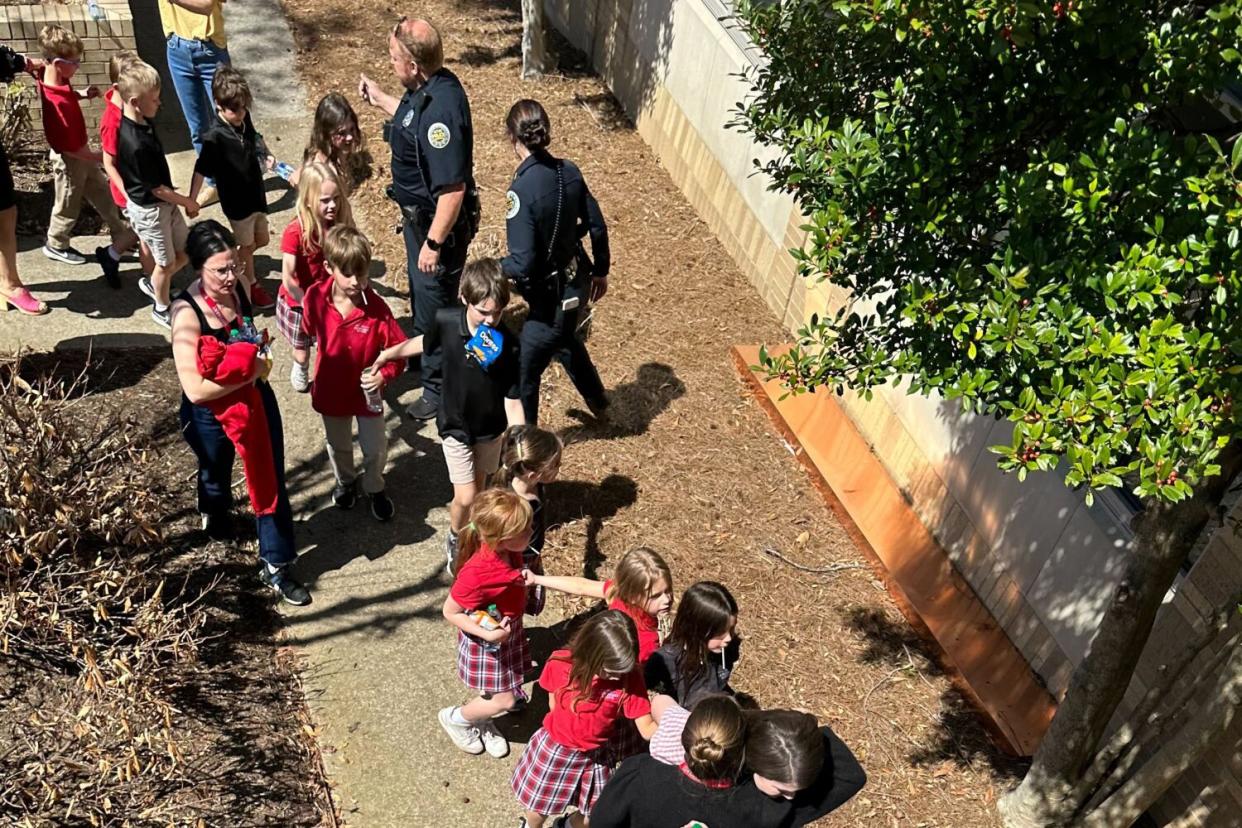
(511, 610, 657, 828)
(526, 546, 674, 763)
(440, 488, 535, 760)
(493, 425, 563, 616)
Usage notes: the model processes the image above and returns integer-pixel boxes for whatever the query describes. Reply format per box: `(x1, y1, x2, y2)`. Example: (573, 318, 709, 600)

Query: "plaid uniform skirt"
(511, 727, 611, 817)
(457, 616, 529, 696)
(276, 294, 312, 350)
(601, 716, 648, 765)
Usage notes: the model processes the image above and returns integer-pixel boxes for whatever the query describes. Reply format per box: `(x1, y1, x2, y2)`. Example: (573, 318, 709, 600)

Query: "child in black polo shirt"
(190, 66, 275, 310)
(371, 258, 524, 572)
(115, 59, 199, 328)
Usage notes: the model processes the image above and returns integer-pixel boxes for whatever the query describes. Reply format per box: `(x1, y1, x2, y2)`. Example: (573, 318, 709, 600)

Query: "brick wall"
(1, 1, 137, 134)
(544, 0, 1242, 822)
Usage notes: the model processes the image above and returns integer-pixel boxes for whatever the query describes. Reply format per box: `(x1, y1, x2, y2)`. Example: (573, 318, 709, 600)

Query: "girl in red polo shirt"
(440, 488, 535, 760)
(526, 546, 674, 663)
(278, 162, 352, 393)
(511, 610, 657, 828)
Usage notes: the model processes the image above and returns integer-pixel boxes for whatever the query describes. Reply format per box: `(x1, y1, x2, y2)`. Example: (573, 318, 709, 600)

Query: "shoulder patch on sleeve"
(505, 190, 521, 220)
(427, 121, 451, 149)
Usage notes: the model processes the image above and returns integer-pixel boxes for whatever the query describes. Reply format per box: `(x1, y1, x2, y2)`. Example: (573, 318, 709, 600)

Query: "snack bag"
(464, 324, 503, 370)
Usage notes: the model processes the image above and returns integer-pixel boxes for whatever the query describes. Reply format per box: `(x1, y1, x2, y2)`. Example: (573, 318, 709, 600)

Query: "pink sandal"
(1, 287, 50, 316)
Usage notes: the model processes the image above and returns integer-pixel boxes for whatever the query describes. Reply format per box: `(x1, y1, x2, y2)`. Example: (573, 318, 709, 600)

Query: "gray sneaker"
(43, 244, 87, 265)
(438, 706, 483, 754)
(138, 276, 157, 301)
(445, 531, 459, 577)
(151, 306, 171, 330)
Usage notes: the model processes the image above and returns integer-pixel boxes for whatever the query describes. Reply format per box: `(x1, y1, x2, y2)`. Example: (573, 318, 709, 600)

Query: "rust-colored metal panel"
(733, 345, 1057, 756)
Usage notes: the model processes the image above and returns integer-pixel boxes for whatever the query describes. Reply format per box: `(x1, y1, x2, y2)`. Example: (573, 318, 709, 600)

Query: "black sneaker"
(405, 396, 437, 421)
(95, 245, 121, 288)
(444, 531, 459, 577)
(201, 512, 234, 541)
(332, 481, 357, 510)
(586, 394, 610, 419)
(258, 566, 312, 606)
(369, 490, 394, 522)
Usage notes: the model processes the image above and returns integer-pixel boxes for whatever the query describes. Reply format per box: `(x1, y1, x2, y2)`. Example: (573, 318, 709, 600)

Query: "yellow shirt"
(158, 0, 227, 49)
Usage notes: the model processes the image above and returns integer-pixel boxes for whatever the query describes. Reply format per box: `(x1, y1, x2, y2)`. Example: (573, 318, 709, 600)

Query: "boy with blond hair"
(36, 25, 135, 282)
(98, 49, 153, 287)
(115, 59, 199, 328)
(189, 66, 276, 310)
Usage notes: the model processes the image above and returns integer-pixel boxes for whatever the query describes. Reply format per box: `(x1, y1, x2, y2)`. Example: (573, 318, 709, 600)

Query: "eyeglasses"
(332, 127, 356, 139)
(206, 263, 240, 277)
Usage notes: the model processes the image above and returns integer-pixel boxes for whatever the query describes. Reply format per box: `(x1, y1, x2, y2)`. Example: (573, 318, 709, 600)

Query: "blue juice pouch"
(464, 324, 504, 370)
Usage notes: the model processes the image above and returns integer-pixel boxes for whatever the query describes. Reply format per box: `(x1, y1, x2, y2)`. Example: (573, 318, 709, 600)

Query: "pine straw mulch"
(277, 0, 1027, 824)
(1, 350, 331, 826)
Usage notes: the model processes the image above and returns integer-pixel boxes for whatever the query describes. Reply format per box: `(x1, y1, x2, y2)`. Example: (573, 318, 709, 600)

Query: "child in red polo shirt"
(280, 162, 352, 393)
(510, 610, 657, 828)
(299, 226, 404, 521)
(37, 26, 134, 280)
(440, 488, 535, 761)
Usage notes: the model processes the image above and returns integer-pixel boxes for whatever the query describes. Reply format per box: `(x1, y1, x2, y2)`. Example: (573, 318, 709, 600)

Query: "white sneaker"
(478, 720, 509, 758)
(290, 360, 310, 392)
(438, 707, 483, 754)
(138, 276, 157, 301)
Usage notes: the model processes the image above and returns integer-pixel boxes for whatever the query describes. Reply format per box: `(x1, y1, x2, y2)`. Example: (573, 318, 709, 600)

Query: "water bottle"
(273, 161, 296, 181)
(363, 369, 383, 413)
(87, 0, 105, 21)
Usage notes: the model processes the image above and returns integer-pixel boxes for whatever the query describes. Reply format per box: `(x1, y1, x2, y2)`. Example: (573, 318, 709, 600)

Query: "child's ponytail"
(494, 425, 563, 488)
(454, 488, 533, 576)
(683, 694, 746, 783)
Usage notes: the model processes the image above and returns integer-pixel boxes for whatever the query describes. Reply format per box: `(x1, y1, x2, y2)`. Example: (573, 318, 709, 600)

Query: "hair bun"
(690, 736, 726, 765)
(518, 122, 550, 149)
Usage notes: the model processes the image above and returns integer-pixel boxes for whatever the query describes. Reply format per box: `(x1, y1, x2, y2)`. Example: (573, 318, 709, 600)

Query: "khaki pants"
(323, 414, 389, 494)
(46, 151, 131, 251)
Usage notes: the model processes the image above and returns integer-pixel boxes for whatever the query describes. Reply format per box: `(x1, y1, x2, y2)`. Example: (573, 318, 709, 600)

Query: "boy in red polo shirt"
(37, 26, 135, 280)
(299, 225, 405, 521)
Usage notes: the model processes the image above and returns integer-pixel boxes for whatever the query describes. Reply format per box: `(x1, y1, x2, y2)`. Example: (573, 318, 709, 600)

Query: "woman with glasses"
(170, 220, 310, 606)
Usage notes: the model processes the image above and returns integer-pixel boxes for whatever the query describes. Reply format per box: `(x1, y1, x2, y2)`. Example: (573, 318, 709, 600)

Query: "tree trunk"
(521, 0, 550, 79)
(997, 442, 1242, 828)
(1082, 636, 1242, 827)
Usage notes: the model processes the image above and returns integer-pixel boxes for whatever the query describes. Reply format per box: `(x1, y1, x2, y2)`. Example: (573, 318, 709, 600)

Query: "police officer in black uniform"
(500, 99, 611, 424)
(359, 18, 479, 421)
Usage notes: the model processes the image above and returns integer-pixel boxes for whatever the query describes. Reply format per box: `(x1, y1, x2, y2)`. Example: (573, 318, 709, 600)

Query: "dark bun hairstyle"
(744, 709, 825, 790)
(506, 99, 551, 150)
(682, 695, 746, 783)
(186, 219, 237, 273)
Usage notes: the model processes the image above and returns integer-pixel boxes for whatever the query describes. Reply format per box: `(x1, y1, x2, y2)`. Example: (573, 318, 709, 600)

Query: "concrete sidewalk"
(1, 1, 530, 824)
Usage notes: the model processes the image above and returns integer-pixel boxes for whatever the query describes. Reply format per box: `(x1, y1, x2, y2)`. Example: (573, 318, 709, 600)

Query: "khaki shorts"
(442, 434, 503, 486)
(125, 200, 188, 268)
(229, 212, 269, 248)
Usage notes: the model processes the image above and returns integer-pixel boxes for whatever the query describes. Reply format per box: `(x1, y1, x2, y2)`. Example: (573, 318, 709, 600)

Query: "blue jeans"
(179, 382, 297, 568)
(165, 34, 229, 171)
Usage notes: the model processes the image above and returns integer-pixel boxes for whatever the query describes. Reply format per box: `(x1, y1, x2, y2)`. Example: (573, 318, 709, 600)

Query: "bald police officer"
(500, 100, 610, 424)
(359, 18, 479, 421)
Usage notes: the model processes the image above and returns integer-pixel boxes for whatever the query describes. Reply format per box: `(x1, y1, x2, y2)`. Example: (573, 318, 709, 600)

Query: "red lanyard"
(202, 289, 239, 331)
(678, 762, 735, 790)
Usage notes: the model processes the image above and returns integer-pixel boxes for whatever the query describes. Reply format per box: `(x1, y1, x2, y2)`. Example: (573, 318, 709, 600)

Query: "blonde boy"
(37, 25, 134, 278)
(115, 60, 199, 328)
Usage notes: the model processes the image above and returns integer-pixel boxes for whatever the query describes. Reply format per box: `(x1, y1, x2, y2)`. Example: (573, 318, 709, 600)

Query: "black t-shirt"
(591, 728, 867, 828)
(194, 112, 267, 220)
(117, 115, 172, 207)
(645, 638, 742, 708)
(424, 307, 520, 444)
(389, 68, 474, 211)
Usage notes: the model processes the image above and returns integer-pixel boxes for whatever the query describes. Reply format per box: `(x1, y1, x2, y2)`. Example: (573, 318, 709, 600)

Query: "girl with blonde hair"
(276, 161, 353, 392)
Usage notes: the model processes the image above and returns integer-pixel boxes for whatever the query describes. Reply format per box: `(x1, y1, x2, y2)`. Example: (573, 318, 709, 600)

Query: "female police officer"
(500, 99, 610, 424)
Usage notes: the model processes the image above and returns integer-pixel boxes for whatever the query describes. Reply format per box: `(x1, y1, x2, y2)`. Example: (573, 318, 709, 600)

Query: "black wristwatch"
(426, 237, 442, 252)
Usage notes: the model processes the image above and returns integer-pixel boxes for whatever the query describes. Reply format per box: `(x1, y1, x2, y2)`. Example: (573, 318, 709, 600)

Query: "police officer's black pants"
(403, 219, 468, 406)
(519, 304, 606, 424)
